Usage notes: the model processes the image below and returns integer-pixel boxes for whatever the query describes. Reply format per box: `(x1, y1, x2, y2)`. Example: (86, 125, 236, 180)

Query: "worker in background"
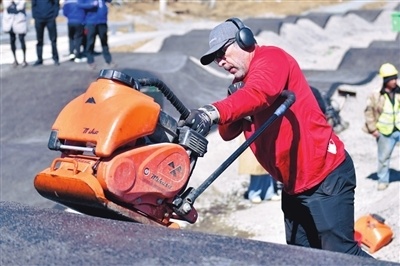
(239, 137, 281, 204)
(363, 63, 400, 191)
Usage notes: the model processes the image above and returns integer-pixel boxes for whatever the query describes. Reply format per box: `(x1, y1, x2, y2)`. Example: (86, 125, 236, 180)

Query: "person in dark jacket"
(79, 0, 114, 69)
(32, 0, 60, 66)
(63, 0, 86, 62)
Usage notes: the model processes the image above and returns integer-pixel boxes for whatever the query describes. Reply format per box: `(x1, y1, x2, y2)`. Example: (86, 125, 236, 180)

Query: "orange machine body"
(97, 143, 190, 205)
(354, 214, 394, 253)
(34, 73, 197, 227)
(52, 78, 160, 157)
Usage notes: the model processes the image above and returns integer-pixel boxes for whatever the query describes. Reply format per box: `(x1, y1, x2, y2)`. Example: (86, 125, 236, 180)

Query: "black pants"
(85, 23, 112, 64)
(67, 23, 84, 58)
(34, 19, 59, 62)
(282, 151, 372, 257)
(9, 29, 26, 62)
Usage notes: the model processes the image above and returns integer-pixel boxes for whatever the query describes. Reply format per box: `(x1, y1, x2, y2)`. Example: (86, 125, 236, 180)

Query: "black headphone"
(225, 17, 256, 51)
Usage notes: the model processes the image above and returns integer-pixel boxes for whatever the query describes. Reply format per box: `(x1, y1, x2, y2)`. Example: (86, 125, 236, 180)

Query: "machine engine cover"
(97, 143, 190, 205)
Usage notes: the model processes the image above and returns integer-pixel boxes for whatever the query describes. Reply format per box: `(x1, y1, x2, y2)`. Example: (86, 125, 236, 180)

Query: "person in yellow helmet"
(363, 63, 400, 190)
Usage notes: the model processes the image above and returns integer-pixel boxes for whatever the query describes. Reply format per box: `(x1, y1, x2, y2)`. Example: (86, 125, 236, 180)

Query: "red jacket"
(213, 46, 345, 195)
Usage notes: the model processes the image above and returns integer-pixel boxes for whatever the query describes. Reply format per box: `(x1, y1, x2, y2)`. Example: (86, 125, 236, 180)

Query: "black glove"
(184, 109, 213, 136)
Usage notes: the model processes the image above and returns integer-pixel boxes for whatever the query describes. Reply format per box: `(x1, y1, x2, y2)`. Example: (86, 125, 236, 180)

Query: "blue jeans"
(377, 130, 400, 184)
(282, 151, 371, 257)
(247, 174, 276, 200)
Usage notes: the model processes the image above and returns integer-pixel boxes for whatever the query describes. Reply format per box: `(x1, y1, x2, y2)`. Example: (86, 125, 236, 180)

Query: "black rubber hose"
(138, 78, 191, 119)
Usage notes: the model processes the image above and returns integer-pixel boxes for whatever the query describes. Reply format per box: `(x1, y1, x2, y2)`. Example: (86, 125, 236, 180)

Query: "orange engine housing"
(51, 77, 161, 157)
(97, 143, 190, 205)
(354, 214, 394, 253)
(34, 70, 199, 226)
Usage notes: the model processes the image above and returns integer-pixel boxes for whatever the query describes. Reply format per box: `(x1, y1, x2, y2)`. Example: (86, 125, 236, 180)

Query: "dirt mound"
(109, 1, 388, 24)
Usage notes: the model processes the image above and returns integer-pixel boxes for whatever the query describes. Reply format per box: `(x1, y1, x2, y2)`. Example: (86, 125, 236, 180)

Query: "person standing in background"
(2, 0, 28, 68)
(62, 0, 86, 62)
(79, 0, 114, 69)
(229, 79, 281, 204)
(32, 0, 60, 66)
(239, 140, 281, 204)
(363, 63, 400, 191)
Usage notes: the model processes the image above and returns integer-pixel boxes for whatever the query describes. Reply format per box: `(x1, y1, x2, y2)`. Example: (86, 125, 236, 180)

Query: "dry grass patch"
(108, 0, 349, 23)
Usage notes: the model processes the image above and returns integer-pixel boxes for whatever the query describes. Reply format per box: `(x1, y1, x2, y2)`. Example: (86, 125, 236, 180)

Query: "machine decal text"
(83, 128, 99, 134)
(151, 174, 172, 189)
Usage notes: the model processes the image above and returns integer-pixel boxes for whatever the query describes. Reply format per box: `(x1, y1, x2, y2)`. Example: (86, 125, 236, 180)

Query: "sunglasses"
(214, 39, 235, 63)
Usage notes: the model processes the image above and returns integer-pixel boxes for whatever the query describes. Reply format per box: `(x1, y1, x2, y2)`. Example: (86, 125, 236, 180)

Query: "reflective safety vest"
(376, 93, 400, 135)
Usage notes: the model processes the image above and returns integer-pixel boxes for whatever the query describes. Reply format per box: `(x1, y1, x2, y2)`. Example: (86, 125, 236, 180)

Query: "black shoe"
(33, 60, 43, 66)
(244, 191, 249, 200)
(54, 61, 60, 66)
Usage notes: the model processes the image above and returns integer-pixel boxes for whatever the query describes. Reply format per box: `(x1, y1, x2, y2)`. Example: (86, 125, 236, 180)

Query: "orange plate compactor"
(354, 213, 394, 253)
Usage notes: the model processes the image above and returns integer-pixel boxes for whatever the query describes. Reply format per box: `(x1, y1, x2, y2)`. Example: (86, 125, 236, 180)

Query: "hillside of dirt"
(108, 0, 388, 23)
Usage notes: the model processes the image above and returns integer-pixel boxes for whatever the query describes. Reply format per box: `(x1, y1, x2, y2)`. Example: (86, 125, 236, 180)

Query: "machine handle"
(50, 158, 79, 175)
(174, 90, 296, 217)
(97, 70, 191, 119)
